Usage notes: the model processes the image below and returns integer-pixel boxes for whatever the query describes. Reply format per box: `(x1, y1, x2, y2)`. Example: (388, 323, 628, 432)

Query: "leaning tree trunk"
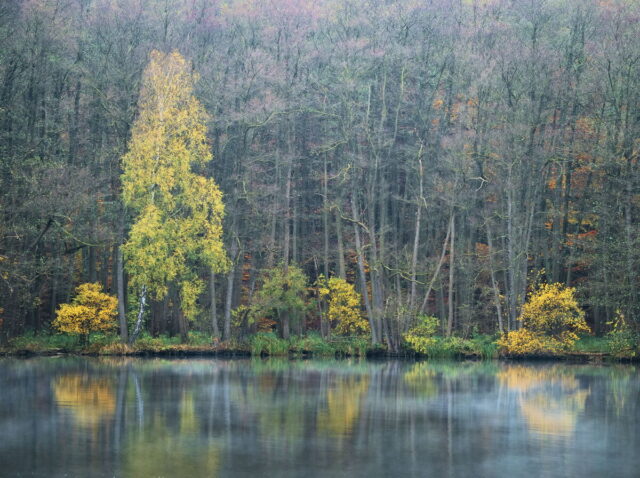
(351, 193, 378, 344)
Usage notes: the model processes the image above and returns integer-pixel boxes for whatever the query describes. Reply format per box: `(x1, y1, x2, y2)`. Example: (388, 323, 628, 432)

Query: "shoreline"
(1, 346, 634, 363)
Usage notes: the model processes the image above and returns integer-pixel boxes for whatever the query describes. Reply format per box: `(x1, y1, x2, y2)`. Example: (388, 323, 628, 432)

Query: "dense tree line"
(1, 0, 638, 347)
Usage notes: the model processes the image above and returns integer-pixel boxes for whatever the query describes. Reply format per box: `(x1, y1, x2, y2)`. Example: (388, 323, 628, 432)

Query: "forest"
(1, 0, 639, 354)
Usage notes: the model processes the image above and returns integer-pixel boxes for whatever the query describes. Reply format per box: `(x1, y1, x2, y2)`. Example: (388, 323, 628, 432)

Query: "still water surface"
(0, 357, 638, 477)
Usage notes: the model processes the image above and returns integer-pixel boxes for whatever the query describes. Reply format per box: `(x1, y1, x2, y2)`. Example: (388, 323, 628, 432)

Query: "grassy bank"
(1, 331, 634, 361)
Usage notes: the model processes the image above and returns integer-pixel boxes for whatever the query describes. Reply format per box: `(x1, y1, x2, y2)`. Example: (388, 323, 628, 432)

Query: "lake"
(0, 357, 638, 477)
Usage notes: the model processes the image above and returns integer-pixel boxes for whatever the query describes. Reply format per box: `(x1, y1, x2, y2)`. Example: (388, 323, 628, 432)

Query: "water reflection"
(317, 373, 369, 437)
(53, 374, 116, 429)
(403, 362, 438, 397)
(0, 358, 639, 477)
(123, 389, 221, 477)
(498, 365, 590, 440)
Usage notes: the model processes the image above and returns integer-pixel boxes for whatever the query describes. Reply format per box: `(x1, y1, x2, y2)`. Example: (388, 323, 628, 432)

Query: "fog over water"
(0, 357, 638, 477)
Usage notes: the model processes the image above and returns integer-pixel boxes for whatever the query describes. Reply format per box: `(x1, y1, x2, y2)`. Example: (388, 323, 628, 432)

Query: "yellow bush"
(53, 283, 118, 341)
(318, 276, 369, 336)
(498, 329, 552, 355)
(499, 283, 589, 356)
(519, 283, 589, 340)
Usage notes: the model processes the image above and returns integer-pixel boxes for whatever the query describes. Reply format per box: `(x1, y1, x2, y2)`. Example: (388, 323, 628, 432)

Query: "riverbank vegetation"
(1, 329, 634, 361)
(1, 1, 639, 358)
(5, 276, 627, 359)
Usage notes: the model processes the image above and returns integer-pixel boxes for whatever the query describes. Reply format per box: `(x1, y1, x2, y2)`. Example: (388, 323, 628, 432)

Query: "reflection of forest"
(498, 366, 590, 439)
(2, 358, 639, 477)
(124, 390, 221, 477)
(317, 374, 369, 437)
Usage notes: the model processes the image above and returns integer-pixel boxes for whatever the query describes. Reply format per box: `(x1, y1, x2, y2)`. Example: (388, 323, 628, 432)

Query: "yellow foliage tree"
(498, 283, 590, 355)
(318, 276, 369, 336)
(53, 283, 118, 343)
(122, 50, 228, 331)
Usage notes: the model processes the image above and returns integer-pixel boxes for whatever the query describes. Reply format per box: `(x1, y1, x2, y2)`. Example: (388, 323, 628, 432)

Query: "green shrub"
(9, 332, 81, 352)
(428, 336, 468, 358)
(403, 315, 439, 354)
(572, 336, 609, 353)
(134, 333, 181, 351)
(334, 336, 369, 357)
(290, 333, 337, 356)
(248, 332, 290, 356)
(187, 331, 212, 346)
(607, 313, 638, 359)
(467, 335, 499, 360)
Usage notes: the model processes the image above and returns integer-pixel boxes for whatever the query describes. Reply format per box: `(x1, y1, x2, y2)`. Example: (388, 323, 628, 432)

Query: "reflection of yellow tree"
(53, 375, 116, 428)
(124, 391, 220, 477)
(403, 363, 438, 398)
(519, 391, 589, 437)
(498, 365, 580, 392)
(317, 375, 369, 437)
(498, 365, 590, 439)
(180, 391, 196, 435)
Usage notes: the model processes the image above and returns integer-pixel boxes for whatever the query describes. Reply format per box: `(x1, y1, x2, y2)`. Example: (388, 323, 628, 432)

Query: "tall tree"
(122, 50, 228, 341)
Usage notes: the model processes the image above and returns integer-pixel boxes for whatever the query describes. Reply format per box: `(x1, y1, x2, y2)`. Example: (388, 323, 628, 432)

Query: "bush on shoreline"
(0, 330, 632, 361)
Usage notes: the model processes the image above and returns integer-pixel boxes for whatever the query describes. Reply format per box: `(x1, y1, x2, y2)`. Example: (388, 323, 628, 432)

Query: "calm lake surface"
(0, 357, 638, 477)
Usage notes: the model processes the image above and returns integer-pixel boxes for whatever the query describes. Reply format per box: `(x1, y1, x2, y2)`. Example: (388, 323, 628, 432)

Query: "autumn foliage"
(53, 283, 118, 341)
(122, 50, 228, 321)
(317, 276, 370, 336)
(403, 315, 439, 354)
(499, 283, 590, 356)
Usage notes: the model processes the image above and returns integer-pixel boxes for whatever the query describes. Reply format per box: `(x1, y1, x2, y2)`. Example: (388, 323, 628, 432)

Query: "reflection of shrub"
(499, 283, 589, 356)
(403, 315, 439, 354)
(53, 375, 116, 427)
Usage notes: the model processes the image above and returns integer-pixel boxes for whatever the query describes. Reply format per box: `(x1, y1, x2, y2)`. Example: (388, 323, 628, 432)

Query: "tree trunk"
(210, 270, 220, 339)
(129, 286, 146, 344)
(409, 154, 424, 312)
(281, 160, 293, 340)
(335, 210, 346, 280)
(351, 193, 378, 344)
(419, 214, 453, 315)
(116, 246, 128, 343)
(446, 215, 455, 337)
(486, 223, 504, 334)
